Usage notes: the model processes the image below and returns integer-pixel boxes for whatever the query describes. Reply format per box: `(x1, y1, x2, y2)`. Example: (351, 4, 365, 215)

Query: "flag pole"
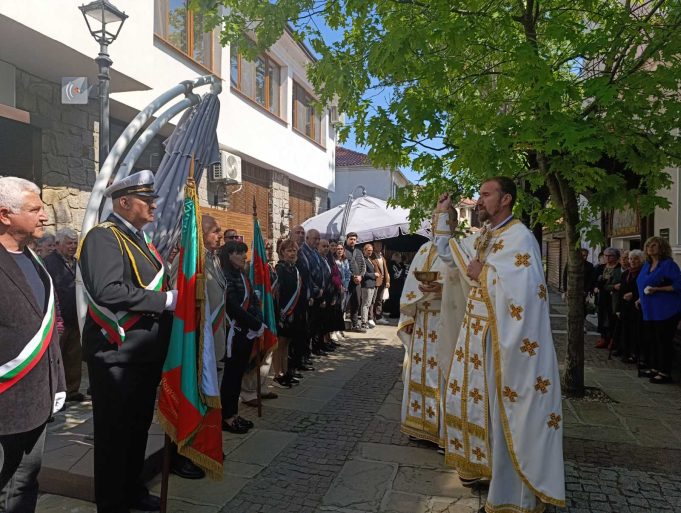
(252, 196, 263, 418)
(160, 435, 171, 513)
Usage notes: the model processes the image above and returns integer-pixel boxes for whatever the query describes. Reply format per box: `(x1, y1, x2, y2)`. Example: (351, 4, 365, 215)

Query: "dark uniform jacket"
(345, 245, 366, 277)
(297, 243, 326, 301)
(224, 265, 263, 332)
(44, 251, 78, 325)
(0, 245, 66, 435)
(79, 215, 172, 365)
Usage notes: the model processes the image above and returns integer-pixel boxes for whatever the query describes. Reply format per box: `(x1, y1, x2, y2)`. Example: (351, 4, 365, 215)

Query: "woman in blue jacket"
(637, 237, 681, 384)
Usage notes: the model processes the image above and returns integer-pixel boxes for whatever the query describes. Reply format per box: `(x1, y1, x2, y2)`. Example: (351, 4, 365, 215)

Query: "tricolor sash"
(83, 226, 165, 346)
(0, 250, 56, 393)
(210, 301, 226, 335)
(226, 272, 251, 358)
(280, 267, 302, 321)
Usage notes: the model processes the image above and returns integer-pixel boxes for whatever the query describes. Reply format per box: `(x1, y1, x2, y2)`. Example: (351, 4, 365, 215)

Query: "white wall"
(0, 0, 334, 191)
(329, 166, 400, 207)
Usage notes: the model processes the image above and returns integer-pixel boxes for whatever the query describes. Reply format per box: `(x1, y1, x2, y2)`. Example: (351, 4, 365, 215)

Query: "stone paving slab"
(357, 443, 444, 469)
(226, 429, 298, 466)
(321, 459, 397, 512)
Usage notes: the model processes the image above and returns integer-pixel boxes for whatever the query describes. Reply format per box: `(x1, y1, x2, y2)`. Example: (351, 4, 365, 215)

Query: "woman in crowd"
(321, 240, 346, 346)
(332, 242, 351, 341)
(219, 240, 264, 433)
(386, 252, 406, 318)
(615, 249, 643, 363)
(316, 239, 337, 353)
(637, 237, 681, 384)
(594, 247, 622, 349)
(273, 239, 304, 388)
(361, 244, 379, 330)
(369, 244, 390, 326)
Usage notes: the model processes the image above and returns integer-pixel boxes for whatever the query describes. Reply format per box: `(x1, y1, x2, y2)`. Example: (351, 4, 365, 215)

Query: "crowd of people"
(582, 240, 681, 384)
(0, 171, 418, 513)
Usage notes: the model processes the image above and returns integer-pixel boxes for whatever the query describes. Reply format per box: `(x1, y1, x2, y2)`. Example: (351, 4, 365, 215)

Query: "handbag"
(382, 287, 390, 301)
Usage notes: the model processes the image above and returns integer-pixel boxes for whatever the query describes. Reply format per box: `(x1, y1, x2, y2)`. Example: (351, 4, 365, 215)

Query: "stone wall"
(15, 68, 98, 234)
(314, 187, 328, 216)
(271, 170, 290, 244)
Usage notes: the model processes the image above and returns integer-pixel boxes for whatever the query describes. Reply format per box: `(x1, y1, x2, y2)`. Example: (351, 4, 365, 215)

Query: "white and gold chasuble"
(434, 213, 565, 510)
(397, 241, 466, 444)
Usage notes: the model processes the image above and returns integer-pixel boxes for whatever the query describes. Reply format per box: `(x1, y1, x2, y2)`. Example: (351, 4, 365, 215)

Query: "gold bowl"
(413, 271, 440, 284)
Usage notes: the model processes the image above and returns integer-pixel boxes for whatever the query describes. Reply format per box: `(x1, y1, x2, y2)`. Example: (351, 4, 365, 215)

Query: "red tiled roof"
(336, 146, 369, 167)
(458, 198, 476, 206)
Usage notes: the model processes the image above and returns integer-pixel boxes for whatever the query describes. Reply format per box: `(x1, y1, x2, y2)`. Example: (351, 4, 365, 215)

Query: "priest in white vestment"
(434, 179, 565, 513)
(397, 211, 467, 445)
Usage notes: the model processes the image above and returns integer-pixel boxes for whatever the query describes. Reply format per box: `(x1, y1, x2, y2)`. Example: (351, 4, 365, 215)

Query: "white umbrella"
(302, 195, 428, 243)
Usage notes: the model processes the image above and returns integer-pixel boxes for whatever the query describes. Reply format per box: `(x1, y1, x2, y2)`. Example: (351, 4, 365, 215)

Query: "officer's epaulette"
(76, 221, 117, 259)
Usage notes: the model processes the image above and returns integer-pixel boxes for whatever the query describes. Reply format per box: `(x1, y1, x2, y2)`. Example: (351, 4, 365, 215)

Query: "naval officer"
(79, 170, 178, 513)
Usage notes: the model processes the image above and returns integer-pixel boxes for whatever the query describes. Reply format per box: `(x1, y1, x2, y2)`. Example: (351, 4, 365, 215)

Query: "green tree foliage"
(194, 0, 681, 395)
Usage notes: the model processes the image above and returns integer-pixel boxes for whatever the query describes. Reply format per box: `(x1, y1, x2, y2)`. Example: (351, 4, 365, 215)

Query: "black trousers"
(646, 315, 679, 375)
(221, 332, 253, 418)
(348, 281, 362, 325)
(0, 423, 46, 513)
(88, 361, 161, 513)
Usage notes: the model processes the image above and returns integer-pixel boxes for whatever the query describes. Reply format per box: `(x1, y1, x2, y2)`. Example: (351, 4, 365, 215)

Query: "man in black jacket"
(44, 227, 83, 402)
(344, 232, 367, 332)
(0, 176, 65, 513)
(79, 170, 178, 513)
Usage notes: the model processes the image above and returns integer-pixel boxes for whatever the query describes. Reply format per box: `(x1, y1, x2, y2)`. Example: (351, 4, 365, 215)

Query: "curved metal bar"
(339, 185, 367, 239)
(99, 94, 201, 221)
(81, 75, 219, 238)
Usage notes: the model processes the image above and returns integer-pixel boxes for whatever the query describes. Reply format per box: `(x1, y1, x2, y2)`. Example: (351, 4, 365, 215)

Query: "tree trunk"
(544, 171, 585, 397)
(559, 180, 586, 397)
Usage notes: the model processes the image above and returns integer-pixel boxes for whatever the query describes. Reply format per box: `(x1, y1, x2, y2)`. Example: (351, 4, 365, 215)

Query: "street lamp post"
(79, 0, 128, 170)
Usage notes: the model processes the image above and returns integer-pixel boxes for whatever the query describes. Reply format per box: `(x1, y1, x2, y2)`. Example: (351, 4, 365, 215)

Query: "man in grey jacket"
(344, 232, 367, 332)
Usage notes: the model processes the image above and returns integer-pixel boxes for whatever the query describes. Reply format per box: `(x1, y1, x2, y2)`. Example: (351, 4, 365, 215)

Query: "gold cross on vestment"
(413, 353, 422, 364)
(538, 284, 547, 300)
(422, 301, 431, 310)
(510, 304, 524, 320)
(449, 379, 461, 395)
(411, 400, 421, 413)
(520, 338, 539, 357)
(455, 348, 465, 362)
(406, 291, 417, 301)
(470, 354, 482, 370)
(503, 386, 518, 402)
(427, 357, 437, 369)
(426, 406, 436, 419)
(451, 438, 463, 450)
(547, 412, 561, 430)
(492, 240, 505, 253)
(535, 376, 551, 394)
(472, 447, 486, 461)
(469, 388, 483, 404)
(515, 253, 531, 267)
(467, 300, 475, 313)
(416, 327, 424, 339)
(471, 318, 483, 335)
(428, 331, 438, 343)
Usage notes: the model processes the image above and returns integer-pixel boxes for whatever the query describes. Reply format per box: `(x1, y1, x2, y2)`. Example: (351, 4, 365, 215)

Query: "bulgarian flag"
(249, 217, 277, 364)
(157, 176, 222, 479)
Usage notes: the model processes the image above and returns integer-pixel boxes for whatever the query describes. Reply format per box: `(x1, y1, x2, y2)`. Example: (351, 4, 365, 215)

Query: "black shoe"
(236, 416, 254, 429)
(128, 494, 161, 511)
(638, 369, 655, 378)
(299, 365, 315, 372)
(321, 343, 336, 352)
(222, 419, 249, 434)
(66, 392, 86, 402)
(293, 372, 304, 378)
(312, 348, 329, 356)
(353, 325, 367, 333)
(273, 375, 292, 388)
(289, 376, 300, 385)
(650, 373, 672, 384)
(171, 456, 206, 480)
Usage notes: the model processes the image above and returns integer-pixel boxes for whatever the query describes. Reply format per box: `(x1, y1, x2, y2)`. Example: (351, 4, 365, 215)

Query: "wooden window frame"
(292, 81, 324, 147)
(231, 51, 282, 117)
(155, 0, 217, 73)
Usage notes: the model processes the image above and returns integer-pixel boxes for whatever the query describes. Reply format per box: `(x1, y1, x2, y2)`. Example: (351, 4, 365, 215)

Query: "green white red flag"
(249, 217, 277, 364)
(157, 178, 222, 479)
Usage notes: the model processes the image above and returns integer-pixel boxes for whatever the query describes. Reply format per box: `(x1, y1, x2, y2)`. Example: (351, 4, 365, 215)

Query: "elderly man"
(0, 176, 65, 513)
(434, 179, 565, 513)
(79, 170, 178, 513)
(297, 228, 328, 357)
(44, 228, 83, 402)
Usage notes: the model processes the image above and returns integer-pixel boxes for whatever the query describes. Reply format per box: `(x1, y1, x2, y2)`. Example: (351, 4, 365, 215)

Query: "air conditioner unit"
(211, 150, 242, 184)
(329, 106, 341, 126)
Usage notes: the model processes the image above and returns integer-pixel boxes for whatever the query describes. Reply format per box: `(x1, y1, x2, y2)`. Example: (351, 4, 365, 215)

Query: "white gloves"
(165, 290, 179, 311)
(247, 323, 266, 339)
(53, 392, 66, 413)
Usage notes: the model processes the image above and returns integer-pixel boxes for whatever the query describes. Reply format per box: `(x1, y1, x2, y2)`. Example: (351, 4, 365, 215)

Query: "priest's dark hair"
(485, 176, 517, 207)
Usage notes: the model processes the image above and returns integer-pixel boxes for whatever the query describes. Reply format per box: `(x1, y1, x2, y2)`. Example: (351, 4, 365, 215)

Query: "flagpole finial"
(252, 196, 257, 218)
(187, 153, 196, 186)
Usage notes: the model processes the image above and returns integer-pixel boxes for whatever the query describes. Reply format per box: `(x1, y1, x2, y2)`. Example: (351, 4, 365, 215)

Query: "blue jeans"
(0, 423, 46, 513)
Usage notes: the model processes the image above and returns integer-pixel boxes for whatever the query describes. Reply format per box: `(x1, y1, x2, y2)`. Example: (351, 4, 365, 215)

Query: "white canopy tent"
(302, 195, 428, 243)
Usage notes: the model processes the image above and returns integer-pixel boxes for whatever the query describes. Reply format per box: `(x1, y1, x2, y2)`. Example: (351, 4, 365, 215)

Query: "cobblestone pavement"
(39, 297, 681, 513)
